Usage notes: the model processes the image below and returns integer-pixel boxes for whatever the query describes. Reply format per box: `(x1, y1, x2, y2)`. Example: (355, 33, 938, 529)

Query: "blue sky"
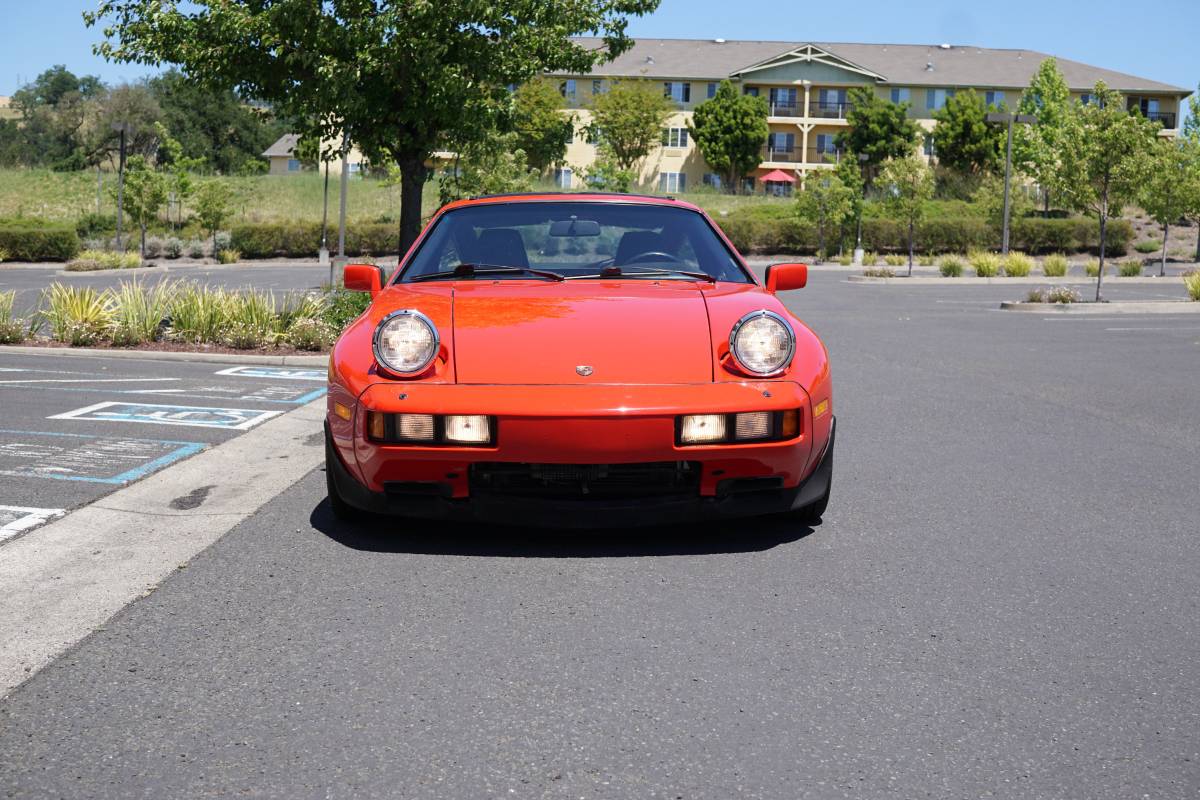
(3, 0, 1197, 97)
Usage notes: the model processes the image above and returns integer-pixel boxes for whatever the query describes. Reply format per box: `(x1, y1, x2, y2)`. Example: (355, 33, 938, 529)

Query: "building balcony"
(759, 147, 846, 167)
(767, 102, 801, 118)
(811, 100, 854, 120)
(1142, 110, 1177, 128)
(761, 146, 802, 163)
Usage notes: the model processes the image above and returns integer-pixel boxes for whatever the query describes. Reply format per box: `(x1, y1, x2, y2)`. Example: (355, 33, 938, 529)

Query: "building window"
(560, 80, 576, 101)
(592, 79, 605, 96)
(347, 162, 361, 175)
(743, 86, 759, 97)
(661, 127, 689, 148)
(815, 134, 839, 155)
(554, 168, 573, 189)
(985, 90, 1006, 107)
(923, 135, 935, 157)
(664, 82, 691, 103)
(767, 132, 795, 154)
(702, 173, 723, 189)
(890, 88, 910, 104)
(925, 88, 955, 110)
(707, 82, 718, 99)
(658, 172, 686, 193)
(741, 176, 756, 194)
(769, 87, 797, 112)
(286, 159, 300, 172)
(1080, 93, 1094, 106)
(564, 123, 575, 144)
(765, 180, 793, 198)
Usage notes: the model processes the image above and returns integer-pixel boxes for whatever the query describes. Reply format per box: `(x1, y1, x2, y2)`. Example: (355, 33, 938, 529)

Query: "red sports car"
(325, 193, 833, 528)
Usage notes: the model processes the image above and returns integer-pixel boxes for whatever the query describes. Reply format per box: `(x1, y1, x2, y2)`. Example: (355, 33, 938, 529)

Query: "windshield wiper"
(570, 266, 717, 283)
(410, 263, 564, 282)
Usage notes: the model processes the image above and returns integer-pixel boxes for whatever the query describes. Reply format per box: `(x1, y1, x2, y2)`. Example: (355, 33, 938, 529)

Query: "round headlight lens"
(731, 311, 794, 376)
(373, 310, 438, 375)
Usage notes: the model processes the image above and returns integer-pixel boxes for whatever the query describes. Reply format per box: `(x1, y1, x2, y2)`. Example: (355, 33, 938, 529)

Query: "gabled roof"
(732, 43, 884, 82)
(262, 133, 299, 158)
(564, 38, 1188, 94)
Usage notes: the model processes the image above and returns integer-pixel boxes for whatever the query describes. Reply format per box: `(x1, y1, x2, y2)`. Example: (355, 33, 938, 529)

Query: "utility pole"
(986, 112, 1037, 256)
(320, 159, 331, 283)
(111, 122, 131, 250)
(853, 152, 869, 265)
(337, 132, 350, 270)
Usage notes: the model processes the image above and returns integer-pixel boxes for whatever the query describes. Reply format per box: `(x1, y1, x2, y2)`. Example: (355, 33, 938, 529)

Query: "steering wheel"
(622, 251, 683, 266)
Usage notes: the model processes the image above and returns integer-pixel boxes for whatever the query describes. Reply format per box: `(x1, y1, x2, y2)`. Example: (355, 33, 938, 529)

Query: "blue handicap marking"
(48, 402, 283, 431)
(0, 429, 205, 485)
(213, 366, 326, 382)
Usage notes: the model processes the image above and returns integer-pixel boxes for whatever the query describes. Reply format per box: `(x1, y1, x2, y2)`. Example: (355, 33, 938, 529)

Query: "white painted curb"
(998, 301, 1200, 314)
(0, 399, 327, 697)
(847, 275, 1185, 285)
(0, 344, 327, 366)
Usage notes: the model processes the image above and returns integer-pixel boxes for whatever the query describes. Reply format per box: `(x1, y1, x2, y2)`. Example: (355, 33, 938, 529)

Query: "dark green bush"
(1009, 217, 1131, 255)
(75, 213, 117, 238)
(231, 222, 400, 258)
(0, 223, 81, 262)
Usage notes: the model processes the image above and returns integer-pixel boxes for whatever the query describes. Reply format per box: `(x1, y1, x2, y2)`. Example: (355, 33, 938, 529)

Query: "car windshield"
(396, 201, 750, 283)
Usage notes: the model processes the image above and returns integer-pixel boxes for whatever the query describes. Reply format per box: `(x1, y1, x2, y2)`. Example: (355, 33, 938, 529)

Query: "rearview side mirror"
(343, 263, 383, 298)
(765, 263, 807, 293)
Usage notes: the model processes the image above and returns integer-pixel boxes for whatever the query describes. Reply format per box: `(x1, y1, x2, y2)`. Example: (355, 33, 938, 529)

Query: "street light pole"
(111, 123, 130, 251)
(853, 152, 869, 266)
(986, 112, 1037, 256)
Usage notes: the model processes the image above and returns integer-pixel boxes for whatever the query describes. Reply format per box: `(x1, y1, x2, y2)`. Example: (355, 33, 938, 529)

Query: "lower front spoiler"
(327, 420, 835, 530)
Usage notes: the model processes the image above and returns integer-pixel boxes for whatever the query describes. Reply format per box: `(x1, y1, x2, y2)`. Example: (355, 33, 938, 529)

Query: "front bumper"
(325, 379, 833, 528)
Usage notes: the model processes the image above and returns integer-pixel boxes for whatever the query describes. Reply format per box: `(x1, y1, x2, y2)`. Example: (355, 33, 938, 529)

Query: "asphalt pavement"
(1, 272, 1198, 798)
(0, 351, 326, 539)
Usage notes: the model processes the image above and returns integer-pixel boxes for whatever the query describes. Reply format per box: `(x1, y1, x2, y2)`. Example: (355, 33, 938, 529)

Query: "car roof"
(440, 192, 705, 214)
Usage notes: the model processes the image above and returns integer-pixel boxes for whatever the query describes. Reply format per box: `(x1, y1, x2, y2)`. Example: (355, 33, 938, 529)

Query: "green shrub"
(970, 251, 1001, 277)
(217, 248, 241, 265)
(163, 237, 184, 259)
(143, 236, 164, 258)
(222, 290, 280, 349)
(1042, 254, 1069, 277)
(322, 287, 372, 330)
(883, 254, 907, 267)
(0, 290, 28, 343)
(862, 267, 895, 278)
(1046, 286, 1081, 304)
(716, 205, 817, 254)
(917, 253, 936, 267)
(1118, 259, 1143, 277)
(229, 221, 401, 259)
(39, 284, 113, 345)
(1183, 271, 1200, 301)
(835, 253, 852, 266)
(110, 280, 175, 346)
(1134, 239, 1161, 254)
(1084, 258, 1102, 277)
(938, 256, 964, 277)
(186, 239, 205, 259)
(1025, 288, 1045, 303)
(861, 251, 879, 266)
(1009, 217, 1131, 255)
(0, 223, 81, 262)
(0, 247, 9, 263)
(75, 213, 117, 238)
(64, 250, 141, 271)
(286, 317, 338, 350)
(169, 284, 231, 343)
(1002, 252, 1034, 277)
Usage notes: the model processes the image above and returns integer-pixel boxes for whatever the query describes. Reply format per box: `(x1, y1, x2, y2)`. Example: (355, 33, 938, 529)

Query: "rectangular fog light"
(680, 414, 727, 444)
(734, 411, 772, 440)
(444, 415, 491, 444)
(397, 413, 436, 441)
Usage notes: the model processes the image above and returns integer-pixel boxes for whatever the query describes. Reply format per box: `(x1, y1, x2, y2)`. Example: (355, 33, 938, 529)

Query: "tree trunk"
(1043, 190, 1049, 219)
(397, 156, 428, 259)
(1095, 213, 1107, 302)
(1161, 221, 1169, 278)
(1195, 218, 1200, 263)
(140, 224, 146, 259)
(908, 219, 914, 277)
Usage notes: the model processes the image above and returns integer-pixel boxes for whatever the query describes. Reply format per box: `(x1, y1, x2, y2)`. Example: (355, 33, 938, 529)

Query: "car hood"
(450, 281, 715, 384)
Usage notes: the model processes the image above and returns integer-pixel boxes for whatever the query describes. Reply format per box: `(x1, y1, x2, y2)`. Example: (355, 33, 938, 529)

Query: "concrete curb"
(998, 300, 1200, 314)
(847, 275, 1182, 285)
(5, 260, 331, 272)
(0, 344, 327, 366)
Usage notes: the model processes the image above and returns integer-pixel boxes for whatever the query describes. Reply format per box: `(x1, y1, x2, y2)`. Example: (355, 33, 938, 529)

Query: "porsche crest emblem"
(575, 365, 594, 377)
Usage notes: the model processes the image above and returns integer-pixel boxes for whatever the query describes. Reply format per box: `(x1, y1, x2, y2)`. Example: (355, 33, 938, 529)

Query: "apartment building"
(553, 38, 1190, 193)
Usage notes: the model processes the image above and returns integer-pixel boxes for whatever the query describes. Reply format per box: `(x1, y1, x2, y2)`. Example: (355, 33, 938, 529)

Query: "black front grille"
(469, 461, 701, 500)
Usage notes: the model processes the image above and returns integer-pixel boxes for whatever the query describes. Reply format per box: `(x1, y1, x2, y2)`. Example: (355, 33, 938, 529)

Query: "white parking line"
(0, 506, 65, 543)
(1104, 326, 1200, 332)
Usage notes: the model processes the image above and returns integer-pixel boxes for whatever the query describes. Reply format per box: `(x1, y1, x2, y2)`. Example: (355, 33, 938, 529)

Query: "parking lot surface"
(1, 271, 1198, 798)
(0, 352, 325, 540)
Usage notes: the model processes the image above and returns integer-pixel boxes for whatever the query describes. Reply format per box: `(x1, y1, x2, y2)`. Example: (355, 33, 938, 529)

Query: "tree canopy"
(931, 88, 1005, 174)
(877, 155, 934, 274)
(836, 87, 920, 173)
(511, 80, 575, 174)
(688, 80, 769, 192)
(1137, 137, 1200, 275)
(585, 79, 675, 175)
(1013, 58, 1072, 212)
(86, 0, 660, 252)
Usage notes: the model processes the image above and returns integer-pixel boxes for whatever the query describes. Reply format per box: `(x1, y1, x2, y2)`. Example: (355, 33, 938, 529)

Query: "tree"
(9, 66, 105, 170)
(688, 80, 769, 193)
(795, 173, 853, 260)
(437, 133, 538, 205)
(581, 151, 636, 192)
(84, 84, 163, 166)
(512, 81, 575, 174)
(836, 87, 920, 176)
(154, 122, 204, 228)
(972, 172, 1033, 229)
(194, 180, 234, 255)
(1056, 82, 1159, 300)
(114, 155, 168, 256)
(877, 156, 934, 275)
(834, 156, 865, 254)
(931, 88, 1005, 175)
(585, 79, 674, 176)
(1137, 138, 1200, 275)
(1182, 82, 1200, 145)
(1014, 58, 1072, 216)
(87, 1, 659, 256)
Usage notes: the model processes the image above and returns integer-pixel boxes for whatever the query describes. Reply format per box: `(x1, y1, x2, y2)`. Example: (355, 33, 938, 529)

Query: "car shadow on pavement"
(308, 499, 814, 558)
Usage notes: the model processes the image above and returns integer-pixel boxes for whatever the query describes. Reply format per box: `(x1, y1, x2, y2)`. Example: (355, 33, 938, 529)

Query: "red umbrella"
(760, 169, 796, 183)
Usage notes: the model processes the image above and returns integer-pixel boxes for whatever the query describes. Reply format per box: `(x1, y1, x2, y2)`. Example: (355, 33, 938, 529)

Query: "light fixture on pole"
(985, 112, 1037, 255)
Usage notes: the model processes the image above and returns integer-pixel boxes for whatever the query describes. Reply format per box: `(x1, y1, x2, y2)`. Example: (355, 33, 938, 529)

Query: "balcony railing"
(768, 102, 801, 118)
(808, 148, 844, 164)
(1144, 110, 1177, 128)
(812, 100, 853, 119)
(761, 146, 801, 163)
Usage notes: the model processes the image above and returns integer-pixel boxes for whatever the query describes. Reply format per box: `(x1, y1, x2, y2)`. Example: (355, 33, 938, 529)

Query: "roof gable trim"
(732, 44, 886, 82)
